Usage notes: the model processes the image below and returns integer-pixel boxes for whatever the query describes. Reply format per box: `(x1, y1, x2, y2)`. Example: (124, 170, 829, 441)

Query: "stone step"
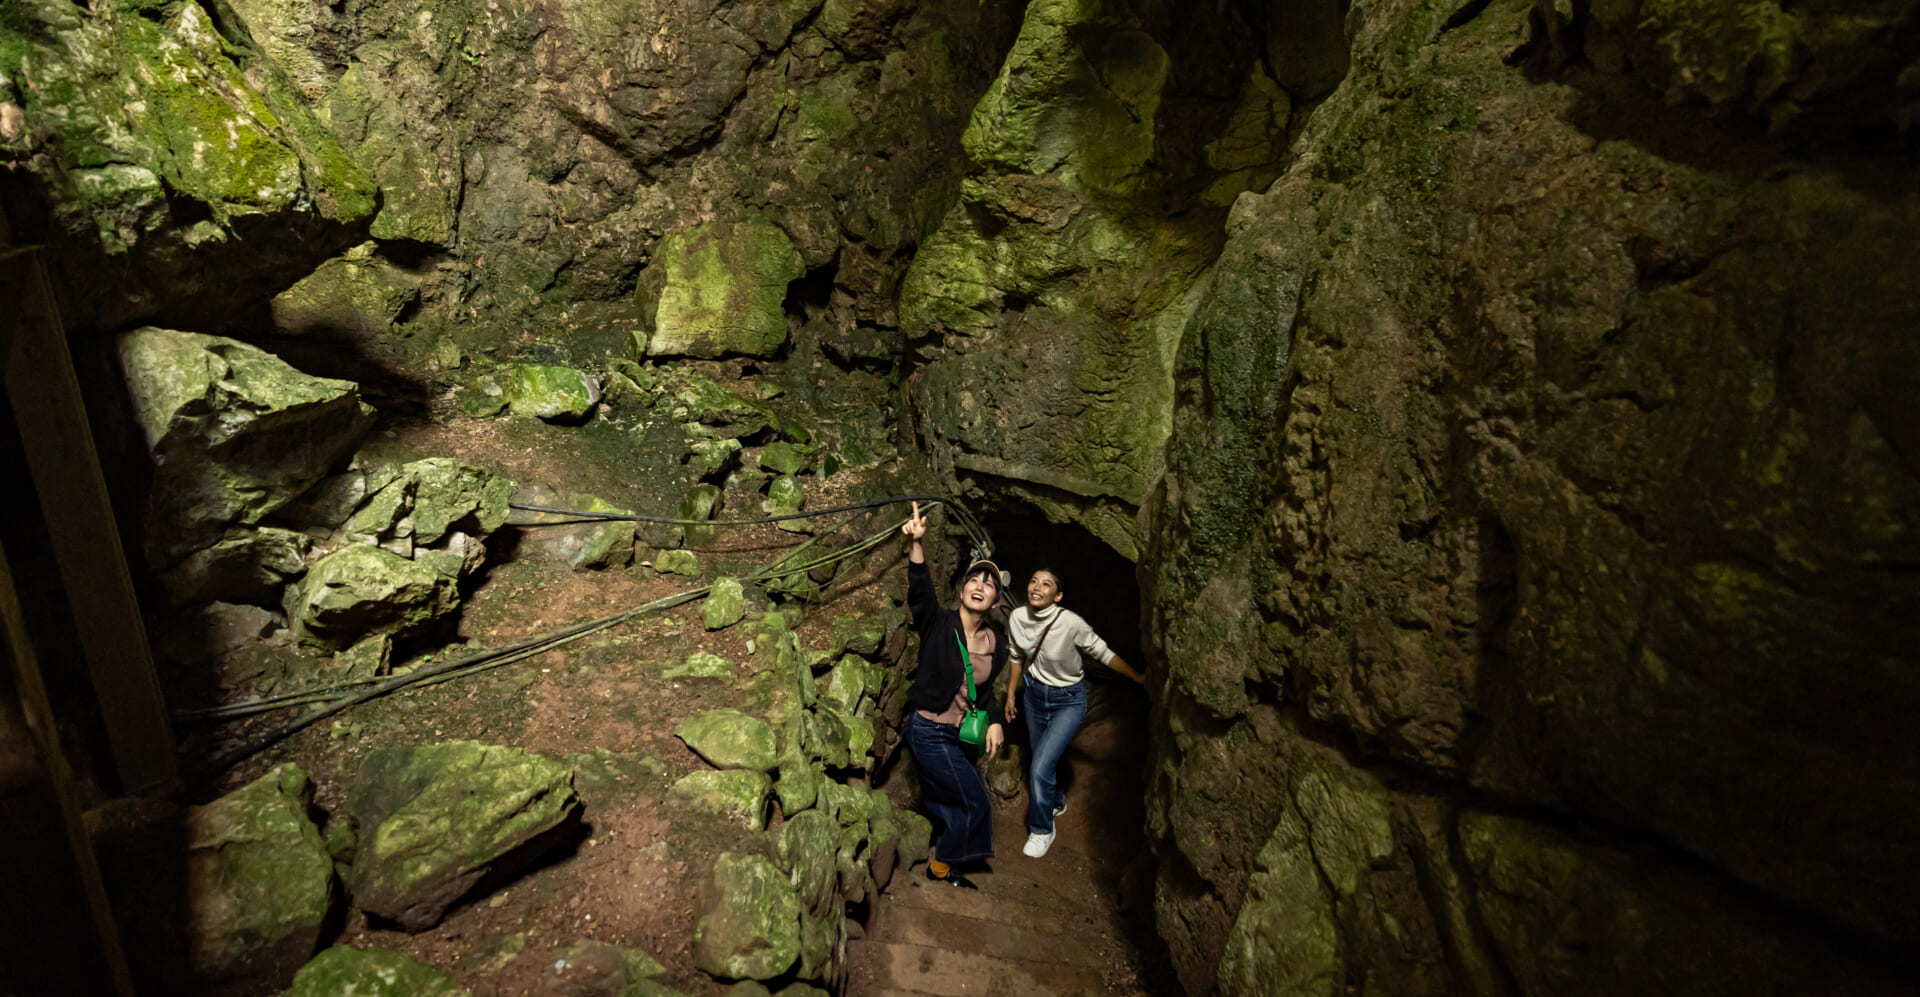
(873, 906, 1109, 968)
(846, 938, 1108, 997)
(883, 868, 1121, 941)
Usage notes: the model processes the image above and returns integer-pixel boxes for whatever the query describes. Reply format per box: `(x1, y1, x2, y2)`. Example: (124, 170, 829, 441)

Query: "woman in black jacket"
(900, 502, 1006, 889)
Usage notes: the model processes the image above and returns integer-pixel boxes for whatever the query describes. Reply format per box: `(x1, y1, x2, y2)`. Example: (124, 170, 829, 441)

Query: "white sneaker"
(1022, 831, 1056, 858)
(1052, 797, 1068, 818)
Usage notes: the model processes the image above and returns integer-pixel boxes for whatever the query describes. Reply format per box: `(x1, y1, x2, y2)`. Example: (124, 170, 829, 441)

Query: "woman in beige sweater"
(1002, 568, 1145, 858)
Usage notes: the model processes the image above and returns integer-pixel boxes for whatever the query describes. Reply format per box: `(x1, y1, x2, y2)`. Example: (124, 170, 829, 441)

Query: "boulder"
(678, 484, 725, 547)
(182, 764, 338, 989)
(284, 545, 459, 651)
(159, 528, 312, 607)
(774, 760, 825, 817)
(646, 215, 805, 359)
(343, 458, 513, 550)
(271, 243, 420, 337)
(693, 853, 802, 981)
(653, 549, 701, 576)
(564, 494, 636, 571)
(669, 770, 772, 831)
(287, 946, 470, 997)
(828, 615, 888, 660)
(779, 810, 842, 914)
(675, 709, 779, 772)
(500, 364, 598, 422)
(346, 742, 580, 931)
(764, 475, 809, 534)
(119, 328, 375, 564)
(820, 658, 882, 711)
(758, 442, 810, 476)
(704, 577, 748, 630)
(895, 810, 932, 870)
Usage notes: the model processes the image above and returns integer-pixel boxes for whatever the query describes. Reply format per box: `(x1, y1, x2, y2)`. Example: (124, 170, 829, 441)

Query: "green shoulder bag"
(953, 631, 990, 750)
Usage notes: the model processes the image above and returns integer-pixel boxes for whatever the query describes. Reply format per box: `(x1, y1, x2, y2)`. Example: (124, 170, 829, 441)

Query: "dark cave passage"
(857, 500, 1175, 993)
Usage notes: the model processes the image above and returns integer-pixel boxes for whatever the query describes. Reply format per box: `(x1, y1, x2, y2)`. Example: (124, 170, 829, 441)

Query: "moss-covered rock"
(645, 214, 805, 359)
(158, 527, 311, 607)
(654, 548, 701, 576)
(704, 577, 749, 630)
(894, 809, 932, 870)
(500, 364, 597, 422)
(283, 543, 459, 650)
(775, 759, 825, 816)
(0, 0, 377, 330)
(287, 946, 470, 996)
(693, 853, 803, 981)
(346, 742, 580, 931)
(663, 651, 735, 679)
(1143, 0, 1920, 983)
(119, 328, 375, 565)
(271, 242, 420, 338)
(676, 709, 780, 772)
(670, 770, 772, 831)
(779, 809, 841, 913)
(564, 494, 636, 570)
(182, 763, 338, 989)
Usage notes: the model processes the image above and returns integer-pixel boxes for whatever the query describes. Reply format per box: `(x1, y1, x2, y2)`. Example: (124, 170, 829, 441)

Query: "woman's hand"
(984, 723, 1004, 759)
(1003, 693, 1019, 721)
(902, 501, 927, 541)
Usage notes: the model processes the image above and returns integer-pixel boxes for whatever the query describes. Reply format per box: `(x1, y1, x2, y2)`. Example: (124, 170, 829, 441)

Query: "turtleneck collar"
(1020, 603, 1062, 624)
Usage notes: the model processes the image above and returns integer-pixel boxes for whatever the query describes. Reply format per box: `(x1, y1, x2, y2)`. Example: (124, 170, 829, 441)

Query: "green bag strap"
(953, 630, 977, 706)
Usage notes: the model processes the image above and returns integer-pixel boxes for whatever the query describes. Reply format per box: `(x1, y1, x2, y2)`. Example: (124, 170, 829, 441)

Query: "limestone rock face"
(899, 0, 1273, 558)
(693, 853, 803, 981)
(287, 946, 472, 997)
(644, 215, 806, 359)
(346, 742, 580, 931)
(1140, 0, 1920, 990)
(182, 764, 339, 990)
(118, 328, 377, 565)
(0, 0, 375, 331)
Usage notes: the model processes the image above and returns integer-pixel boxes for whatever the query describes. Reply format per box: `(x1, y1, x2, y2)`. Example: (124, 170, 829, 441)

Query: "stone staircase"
(848, 710, 1168, 996)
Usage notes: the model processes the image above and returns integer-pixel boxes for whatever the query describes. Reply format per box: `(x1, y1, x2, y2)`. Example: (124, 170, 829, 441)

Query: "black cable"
(508, 492, 952, 528)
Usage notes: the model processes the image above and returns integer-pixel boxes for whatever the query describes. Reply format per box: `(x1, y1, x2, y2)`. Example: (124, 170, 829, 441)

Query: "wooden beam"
(0, 537, 137, 996)
(2, 252, 177, 792)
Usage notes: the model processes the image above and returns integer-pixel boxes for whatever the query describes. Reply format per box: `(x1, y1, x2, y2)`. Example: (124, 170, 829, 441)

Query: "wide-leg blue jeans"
(904, 712, 995, 864)
(1022, 680, 1087, 835)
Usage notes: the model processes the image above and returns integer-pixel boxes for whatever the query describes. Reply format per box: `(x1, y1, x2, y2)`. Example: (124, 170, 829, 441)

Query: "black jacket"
(904, 560, 1007, 725)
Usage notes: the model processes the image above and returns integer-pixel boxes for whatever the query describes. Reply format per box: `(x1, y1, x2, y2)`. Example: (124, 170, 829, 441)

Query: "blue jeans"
(1022, 680, 1087, 835)
(903, 713, 995, 864)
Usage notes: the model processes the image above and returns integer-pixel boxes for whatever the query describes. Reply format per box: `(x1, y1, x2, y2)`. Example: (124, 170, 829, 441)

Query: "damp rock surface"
(346, 742, 580, 932)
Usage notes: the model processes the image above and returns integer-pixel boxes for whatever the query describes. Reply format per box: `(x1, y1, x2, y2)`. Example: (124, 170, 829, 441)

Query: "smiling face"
(1027, 570, 1064, 611)
(960, 568, 999, 612)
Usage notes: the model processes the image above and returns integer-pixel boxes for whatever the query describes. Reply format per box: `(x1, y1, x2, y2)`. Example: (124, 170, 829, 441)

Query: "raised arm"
(903, 502, 939, 634)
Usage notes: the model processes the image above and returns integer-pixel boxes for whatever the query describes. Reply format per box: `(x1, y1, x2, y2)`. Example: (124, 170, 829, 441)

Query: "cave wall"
(3, 0, 1024, 384)
(898, 0, 1297, 559)
(1141, 0, 1920, 993)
